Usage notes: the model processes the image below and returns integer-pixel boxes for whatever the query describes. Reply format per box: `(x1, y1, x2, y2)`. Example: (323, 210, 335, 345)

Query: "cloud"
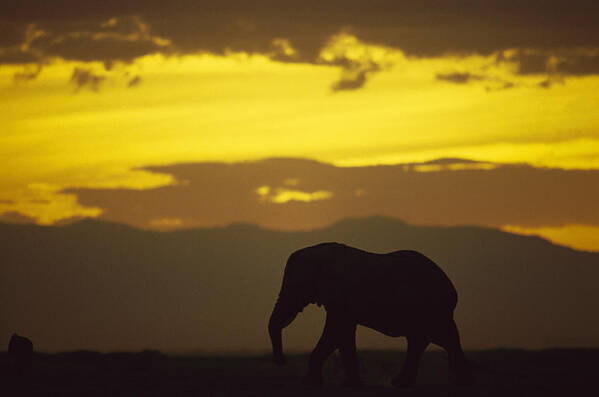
(483, 81, 517, 92)
(27, 15, 169, 65)
(4, 1, 598, 79)
(63, 158, 599, 231)
(127, 75, 141, 88)
(0, 15, 168, 75)
(509, 51, 553, 75)
(70, 67, 106, 91)
(51, 216, 90, 226)
(436, 71, 517, 91)
(268, 38, 299, 62)
(0, 47, 39, 64)
(37, 35, 165, 64)
(404, 158, 499, 172)
(499, 49, 599, 78)
(149, 217, 183, 229)
(13, 64, 42, 82)
(436, 72, 484, 84)
(0, 211, 37, 224)
(28, 199, 51, 204)
(0, 20, 24, 47)
(256, 185, 333, 203)
(556, 52, 599, 76)
(319, 33, 390, 91)
(331, 69, 370, 91)
(0, 22, 44, 64)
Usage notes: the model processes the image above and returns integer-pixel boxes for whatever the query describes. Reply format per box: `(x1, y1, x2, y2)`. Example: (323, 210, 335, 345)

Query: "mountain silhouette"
(1, 217, 598, 352)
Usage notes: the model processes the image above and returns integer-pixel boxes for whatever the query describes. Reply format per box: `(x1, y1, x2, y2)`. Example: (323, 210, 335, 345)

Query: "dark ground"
(2, 349, 597, 396)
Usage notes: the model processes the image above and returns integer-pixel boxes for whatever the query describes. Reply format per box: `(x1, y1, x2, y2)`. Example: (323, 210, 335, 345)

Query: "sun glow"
(2, 37, 599, 250)
(502, 225, 599, 253)
(256, 185, 333, 203)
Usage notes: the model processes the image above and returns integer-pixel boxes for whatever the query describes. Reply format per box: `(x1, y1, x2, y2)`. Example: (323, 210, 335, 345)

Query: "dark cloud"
(13, 64, 42, 82)
(436, 72, 484, 84)
(556, 53, 599, 76)
(0, 19, 24, 47)
(127, 75, 141, 88)
(436, 72, 517, 92)
(351, 1, 599, 56)
(63, 158, 599, 231)
(0, 47, 39, 64)
(0, 211, 37, 224)
(485, 81, 516, 92)
(26, 14, 170, 64)
(499, 49, 599, 78)
(34, 34, 165, 64)
(330, 61, 382, 92)
(0, 22, 44, 64)
(511, 52, 551, 75)
(411, 158, 486, 166)
(70, 67, 106, 91)
(331, 70, 369, 91)
(318, 36, 388, 91)
(2, 1, 599, 79)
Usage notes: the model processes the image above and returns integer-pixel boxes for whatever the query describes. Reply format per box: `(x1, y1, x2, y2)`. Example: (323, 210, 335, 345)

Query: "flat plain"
(2, 349, 596, 396)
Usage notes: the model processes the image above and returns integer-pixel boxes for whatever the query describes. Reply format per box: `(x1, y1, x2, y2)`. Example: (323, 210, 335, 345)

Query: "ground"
(2, 349, 596, 396)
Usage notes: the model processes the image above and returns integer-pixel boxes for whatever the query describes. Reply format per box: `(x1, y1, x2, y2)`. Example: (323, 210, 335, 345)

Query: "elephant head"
(268, 244, 342, 366)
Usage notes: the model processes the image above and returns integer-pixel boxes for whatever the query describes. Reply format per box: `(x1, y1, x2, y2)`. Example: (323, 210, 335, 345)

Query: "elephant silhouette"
(268, 242, 472, 388)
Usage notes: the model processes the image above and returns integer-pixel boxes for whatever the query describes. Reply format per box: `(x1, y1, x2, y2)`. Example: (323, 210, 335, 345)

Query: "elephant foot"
(391, 372, 416, 389)
(342, 377, 363, 389)
(301, 372, 323, 388)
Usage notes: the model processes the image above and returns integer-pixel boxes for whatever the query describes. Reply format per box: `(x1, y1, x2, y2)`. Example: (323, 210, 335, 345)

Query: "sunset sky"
(2, 1, 598, 251)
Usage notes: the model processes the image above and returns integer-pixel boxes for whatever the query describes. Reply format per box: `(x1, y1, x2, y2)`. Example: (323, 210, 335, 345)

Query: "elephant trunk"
(268, 296, 298, 366)
(268, 319, 285, 366)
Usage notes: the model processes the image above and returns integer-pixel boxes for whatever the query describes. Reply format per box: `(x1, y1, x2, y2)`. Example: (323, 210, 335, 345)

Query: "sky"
(1, 0, 599, 251)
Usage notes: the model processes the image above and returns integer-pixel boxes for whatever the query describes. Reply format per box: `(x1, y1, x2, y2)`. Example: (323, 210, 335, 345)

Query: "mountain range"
(1, 217, 598, 352)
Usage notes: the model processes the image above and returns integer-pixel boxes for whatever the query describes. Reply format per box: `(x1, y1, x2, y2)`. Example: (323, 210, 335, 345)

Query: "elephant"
(268, 242, 472, 389)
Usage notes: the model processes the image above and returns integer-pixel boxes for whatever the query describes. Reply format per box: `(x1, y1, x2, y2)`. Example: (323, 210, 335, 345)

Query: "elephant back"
(338, 247, 458, 323)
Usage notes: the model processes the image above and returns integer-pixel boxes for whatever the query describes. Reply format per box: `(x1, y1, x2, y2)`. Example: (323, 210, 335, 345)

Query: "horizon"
(2, 213, 596, 254)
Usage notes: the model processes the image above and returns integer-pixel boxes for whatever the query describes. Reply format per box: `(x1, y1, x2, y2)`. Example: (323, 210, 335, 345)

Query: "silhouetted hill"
(1, 217, 598, 352)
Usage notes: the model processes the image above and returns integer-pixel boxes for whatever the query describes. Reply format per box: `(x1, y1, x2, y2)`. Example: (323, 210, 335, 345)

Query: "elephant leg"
(431, 319, 473, 386)
(391, 336, 428, 388)
(303, 314, 339, 387)
(338, 322, 362, 389)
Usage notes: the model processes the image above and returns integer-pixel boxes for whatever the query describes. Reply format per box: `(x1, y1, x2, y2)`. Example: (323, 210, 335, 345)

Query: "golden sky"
(1, 1, 599, 251)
